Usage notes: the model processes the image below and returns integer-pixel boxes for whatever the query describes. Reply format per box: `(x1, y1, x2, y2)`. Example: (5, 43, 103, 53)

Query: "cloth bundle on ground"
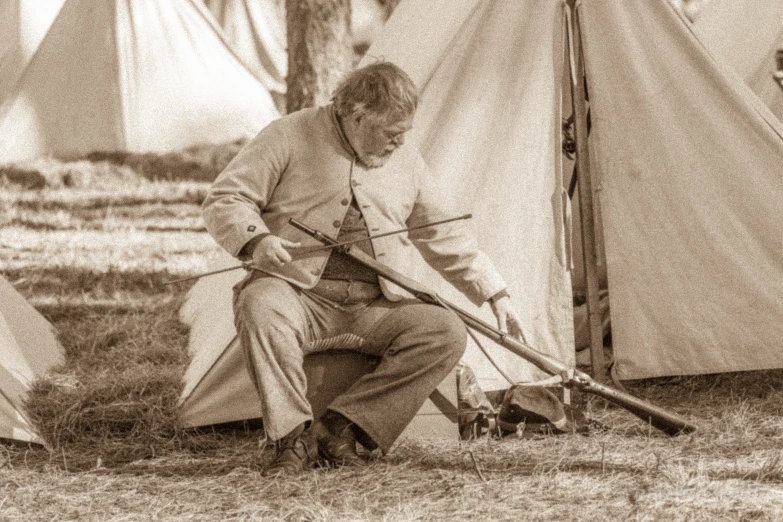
(457, 364, 589, 440)
(492, 385, 589, 438)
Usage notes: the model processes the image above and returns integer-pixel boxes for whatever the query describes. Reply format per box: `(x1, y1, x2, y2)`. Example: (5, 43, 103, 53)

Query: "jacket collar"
(328, 104, 358, 159)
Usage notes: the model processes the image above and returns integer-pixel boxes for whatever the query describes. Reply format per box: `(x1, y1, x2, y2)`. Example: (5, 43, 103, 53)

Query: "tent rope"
(466, 327, 516, 386)
(433, 294, 556, 388)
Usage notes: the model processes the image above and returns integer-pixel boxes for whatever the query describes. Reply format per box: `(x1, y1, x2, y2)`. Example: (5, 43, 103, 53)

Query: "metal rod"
(288, 213, 472, 257)
(164, 263, 252, 285)
(165, 214, 472, 285)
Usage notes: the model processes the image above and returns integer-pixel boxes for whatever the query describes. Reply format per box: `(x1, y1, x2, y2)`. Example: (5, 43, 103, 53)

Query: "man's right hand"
(252, 235, 301, 268)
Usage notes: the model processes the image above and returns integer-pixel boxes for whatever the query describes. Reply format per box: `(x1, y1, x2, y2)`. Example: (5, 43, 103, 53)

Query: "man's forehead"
(385, 115, 414, 130)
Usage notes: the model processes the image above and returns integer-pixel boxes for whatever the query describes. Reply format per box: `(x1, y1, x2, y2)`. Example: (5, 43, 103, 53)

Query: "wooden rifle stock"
(289, 218, 697, 436)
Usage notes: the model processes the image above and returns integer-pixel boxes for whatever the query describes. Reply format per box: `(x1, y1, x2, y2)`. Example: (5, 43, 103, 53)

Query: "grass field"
(2, 151, 783, 521)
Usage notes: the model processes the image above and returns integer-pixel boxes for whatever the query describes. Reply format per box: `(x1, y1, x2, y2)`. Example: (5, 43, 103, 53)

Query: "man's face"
(352, 113, 414, 169)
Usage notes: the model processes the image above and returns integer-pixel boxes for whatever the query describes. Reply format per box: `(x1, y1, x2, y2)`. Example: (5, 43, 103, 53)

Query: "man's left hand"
(490, 296, 527, 343)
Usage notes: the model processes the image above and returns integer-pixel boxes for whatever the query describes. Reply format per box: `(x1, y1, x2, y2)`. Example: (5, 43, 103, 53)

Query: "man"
(202, 61, 525, 476)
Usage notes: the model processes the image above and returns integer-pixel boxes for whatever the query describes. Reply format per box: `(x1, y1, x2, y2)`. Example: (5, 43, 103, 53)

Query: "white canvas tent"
(0, 0, 279, 164)
(694, 0, 783, 121)
(203, 0, 288, 95)
(179, 0, 783, 429)
(580, 0, 783, 379)
(357, 0, 574, 385)
(0, 0, 65, 66)
(370, 0, 783, 381)
(178, 0, 573, 429)
(0, 0, 65, 101)
(669, 0, 711, 22)
(0, 276, 64, 444)
(203, 0, 387, 96)
(351, 0, 386, 52)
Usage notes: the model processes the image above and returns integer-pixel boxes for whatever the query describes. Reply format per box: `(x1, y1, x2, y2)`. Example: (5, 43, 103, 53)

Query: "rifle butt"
(573, 373, 697, 436)
(420, 295, 699, 436)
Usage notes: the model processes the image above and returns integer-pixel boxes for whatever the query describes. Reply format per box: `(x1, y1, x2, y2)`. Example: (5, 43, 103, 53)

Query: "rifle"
(289, 218, 697, 436)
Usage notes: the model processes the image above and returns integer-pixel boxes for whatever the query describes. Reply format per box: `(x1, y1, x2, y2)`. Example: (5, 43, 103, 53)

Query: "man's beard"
(358, 152, 392, 169)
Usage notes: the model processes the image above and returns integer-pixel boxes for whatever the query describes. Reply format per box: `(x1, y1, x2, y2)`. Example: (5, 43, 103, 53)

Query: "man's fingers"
(510, 324, 524, 341)
(277, 249, 293, 264)
(277, 239, 300, 264)
(508, 318, 527, 342)
(498, 314, 508, 334)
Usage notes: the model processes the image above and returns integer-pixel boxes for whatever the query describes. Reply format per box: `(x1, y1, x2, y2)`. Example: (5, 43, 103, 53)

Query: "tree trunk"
(285, 0, 353, 113)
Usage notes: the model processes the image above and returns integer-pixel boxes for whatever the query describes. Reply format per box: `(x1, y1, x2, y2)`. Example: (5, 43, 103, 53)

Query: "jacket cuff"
(487, 288, 510, 304)
(238, 233, 271, 261)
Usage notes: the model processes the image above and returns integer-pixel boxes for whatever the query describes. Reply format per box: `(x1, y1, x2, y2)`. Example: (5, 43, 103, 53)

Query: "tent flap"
(580, 0, 783, 379)
(0, 276, 64, 443)
(361, 0, 574, 389)
(694, 0, 783, 122)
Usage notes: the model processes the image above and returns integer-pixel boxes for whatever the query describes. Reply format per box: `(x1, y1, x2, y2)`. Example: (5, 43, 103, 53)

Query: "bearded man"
(202, 61, 525, 476)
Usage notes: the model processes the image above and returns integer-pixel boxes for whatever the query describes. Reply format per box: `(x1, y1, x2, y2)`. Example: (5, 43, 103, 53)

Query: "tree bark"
(285, 0, 353, 113)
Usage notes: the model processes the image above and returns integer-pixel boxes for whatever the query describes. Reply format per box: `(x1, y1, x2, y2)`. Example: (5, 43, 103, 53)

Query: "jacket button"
(341, 198, 349, 206)
(351, 180, 360, 187)
(311, 267, 320, 275)
(333, 220, 341, 228)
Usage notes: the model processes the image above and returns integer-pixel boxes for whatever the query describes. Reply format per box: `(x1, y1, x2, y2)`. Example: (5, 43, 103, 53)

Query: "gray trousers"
(233, 275, 466, 452)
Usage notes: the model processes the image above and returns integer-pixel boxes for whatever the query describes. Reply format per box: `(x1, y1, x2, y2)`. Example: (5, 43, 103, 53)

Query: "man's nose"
(393, 134, 405, 146)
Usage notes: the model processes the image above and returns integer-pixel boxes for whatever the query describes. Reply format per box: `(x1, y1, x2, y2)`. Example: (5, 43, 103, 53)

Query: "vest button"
(341, 198, 349, 206)
(333, 220, 341, 228)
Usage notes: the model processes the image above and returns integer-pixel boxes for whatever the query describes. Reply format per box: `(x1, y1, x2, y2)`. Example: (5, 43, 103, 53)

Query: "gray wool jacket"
(201, 104, 506, 307)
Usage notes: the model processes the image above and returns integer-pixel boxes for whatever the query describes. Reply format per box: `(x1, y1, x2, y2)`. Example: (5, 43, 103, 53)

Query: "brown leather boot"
(262, 423, 318, 477)
(313, 410, 366, 468)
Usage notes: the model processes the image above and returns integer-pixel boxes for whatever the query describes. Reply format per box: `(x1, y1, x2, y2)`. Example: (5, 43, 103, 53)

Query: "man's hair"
(332, 61, 418, 124)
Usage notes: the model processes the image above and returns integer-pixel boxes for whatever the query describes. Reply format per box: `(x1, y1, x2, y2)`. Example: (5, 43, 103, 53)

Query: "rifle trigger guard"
(559, 368, 575, 388)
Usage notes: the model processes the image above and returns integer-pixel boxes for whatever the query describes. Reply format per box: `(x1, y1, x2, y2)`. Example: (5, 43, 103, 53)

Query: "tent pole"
(566, 0, 606, 380)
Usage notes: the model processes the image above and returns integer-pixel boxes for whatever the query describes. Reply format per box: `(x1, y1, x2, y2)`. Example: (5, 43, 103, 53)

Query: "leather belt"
(307, 278, 382, 304)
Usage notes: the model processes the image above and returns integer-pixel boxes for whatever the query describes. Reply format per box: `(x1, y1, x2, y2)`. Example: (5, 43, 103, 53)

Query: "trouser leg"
(328, 301, 467, 452)
(233, 277, 313, 441)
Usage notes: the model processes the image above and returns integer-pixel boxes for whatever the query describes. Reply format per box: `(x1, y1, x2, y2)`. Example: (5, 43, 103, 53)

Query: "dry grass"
(0, 140, 243, 188)
(84, 140, 245, 183)
(2, 152, 783, 521)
